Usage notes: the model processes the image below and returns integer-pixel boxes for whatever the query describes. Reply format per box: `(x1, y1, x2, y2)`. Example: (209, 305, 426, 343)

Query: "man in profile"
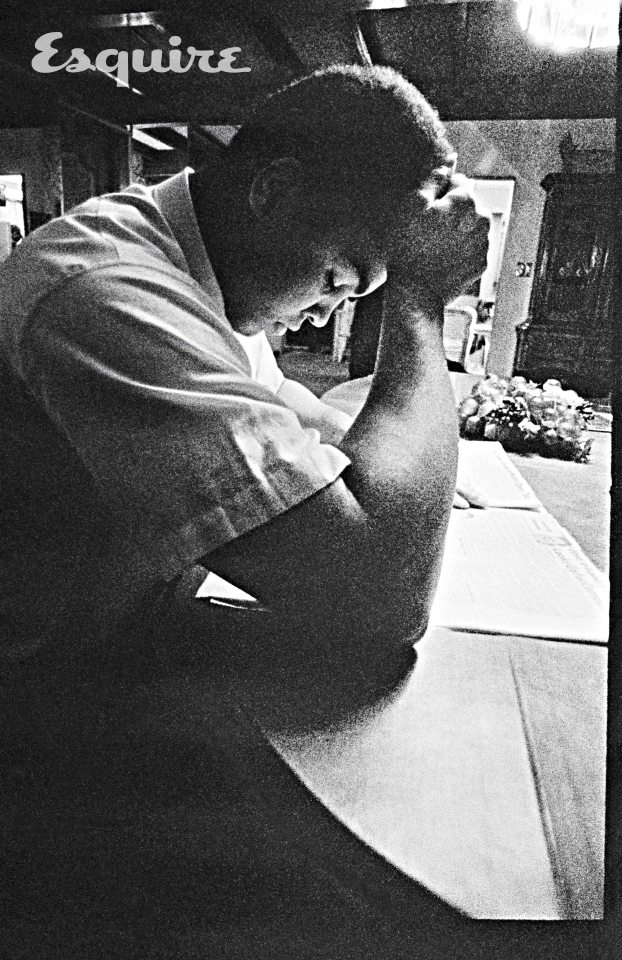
(0, 65, 489, 955)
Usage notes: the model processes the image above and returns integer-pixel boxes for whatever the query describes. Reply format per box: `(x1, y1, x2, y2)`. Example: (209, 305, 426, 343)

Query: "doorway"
(0, 173, 27, 261)
(458, 177, 515, 375)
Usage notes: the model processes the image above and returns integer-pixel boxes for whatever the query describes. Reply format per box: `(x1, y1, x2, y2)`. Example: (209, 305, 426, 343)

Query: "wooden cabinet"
(514, 174, 614, 398)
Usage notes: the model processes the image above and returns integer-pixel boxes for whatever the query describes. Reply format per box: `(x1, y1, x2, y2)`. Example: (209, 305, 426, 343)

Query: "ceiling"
(0, 0, 617, 133)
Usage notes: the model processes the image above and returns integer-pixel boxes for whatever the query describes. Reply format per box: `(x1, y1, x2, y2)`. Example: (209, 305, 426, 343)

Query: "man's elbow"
(283, 581, 433, 667)
(229, 581, 433, 731)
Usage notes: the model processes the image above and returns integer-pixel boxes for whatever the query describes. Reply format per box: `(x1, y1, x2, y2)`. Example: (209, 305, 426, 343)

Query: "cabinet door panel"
(514, 174, 613, 397)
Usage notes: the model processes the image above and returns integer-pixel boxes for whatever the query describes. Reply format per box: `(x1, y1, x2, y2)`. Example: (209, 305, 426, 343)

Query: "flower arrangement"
(458, 376, 594, 462)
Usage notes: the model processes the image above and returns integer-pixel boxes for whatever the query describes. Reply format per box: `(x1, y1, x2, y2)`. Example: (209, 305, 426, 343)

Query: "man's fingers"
(417, 172, 469, 209)
(455, 483, 488, 508)
(434, 189, 491, 233)
(456, 209, 488, 235)
(387, 171, 492, 304)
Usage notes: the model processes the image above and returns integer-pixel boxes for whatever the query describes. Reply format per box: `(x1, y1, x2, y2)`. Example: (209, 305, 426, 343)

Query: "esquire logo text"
(32, 32, 251, 87)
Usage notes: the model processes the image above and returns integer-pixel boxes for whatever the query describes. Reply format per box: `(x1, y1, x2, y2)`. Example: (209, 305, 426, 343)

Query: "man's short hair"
(229, 64, 452, 225)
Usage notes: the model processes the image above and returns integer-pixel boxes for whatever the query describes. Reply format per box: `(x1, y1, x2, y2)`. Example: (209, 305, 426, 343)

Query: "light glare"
(515, 0, 619, 49)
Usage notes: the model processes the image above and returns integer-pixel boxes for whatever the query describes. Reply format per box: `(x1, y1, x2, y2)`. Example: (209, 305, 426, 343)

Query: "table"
(267, 376, 609, 920)
(321, 374, 611, 571)
(507, 435, 610, 573)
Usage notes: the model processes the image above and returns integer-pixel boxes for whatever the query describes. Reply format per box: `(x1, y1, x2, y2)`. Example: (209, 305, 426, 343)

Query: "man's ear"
(248, 158, 305, 221)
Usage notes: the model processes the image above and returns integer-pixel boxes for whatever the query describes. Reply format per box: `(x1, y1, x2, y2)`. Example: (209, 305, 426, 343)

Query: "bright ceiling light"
(89, 12, 165, 31)
(362, 1, 409, 8)
(515, 0, 619, 50)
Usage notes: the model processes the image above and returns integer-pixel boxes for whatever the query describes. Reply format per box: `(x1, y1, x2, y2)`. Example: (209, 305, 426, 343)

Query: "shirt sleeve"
(20, 264, 350, 578)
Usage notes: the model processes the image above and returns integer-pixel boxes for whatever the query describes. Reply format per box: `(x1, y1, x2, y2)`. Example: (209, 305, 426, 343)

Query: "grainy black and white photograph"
(0, 1, 619, 957)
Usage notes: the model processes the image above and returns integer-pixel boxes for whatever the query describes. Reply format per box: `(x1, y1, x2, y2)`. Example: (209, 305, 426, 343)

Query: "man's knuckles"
(453, 204, 490, 236)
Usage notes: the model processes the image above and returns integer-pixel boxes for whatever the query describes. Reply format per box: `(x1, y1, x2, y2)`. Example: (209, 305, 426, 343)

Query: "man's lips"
(273, 317, 306, 335)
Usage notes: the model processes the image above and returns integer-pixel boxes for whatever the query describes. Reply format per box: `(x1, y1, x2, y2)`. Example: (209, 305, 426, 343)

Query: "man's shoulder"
(35, 182, 185, 279)
(0, 183, 191, 319)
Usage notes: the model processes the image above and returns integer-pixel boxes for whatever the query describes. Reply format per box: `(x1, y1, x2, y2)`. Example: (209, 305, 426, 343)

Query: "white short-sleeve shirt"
(0, 169, 349, 655)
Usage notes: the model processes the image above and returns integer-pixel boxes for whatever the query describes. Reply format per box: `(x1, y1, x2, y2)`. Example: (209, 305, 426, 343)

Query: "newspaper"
(430, 507, 608, 643)
(457, 440, 542, 510)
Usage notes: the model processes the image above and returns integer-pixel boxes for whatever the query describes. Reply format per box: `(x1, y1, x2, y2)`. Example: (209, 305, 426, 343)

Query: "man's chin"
(228, 315, 267, 337)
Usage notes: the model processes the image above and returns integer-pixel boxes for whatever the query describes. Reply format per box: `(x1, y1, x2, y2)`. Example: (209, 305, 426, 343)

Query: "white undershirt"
(233, 330, 285, 394)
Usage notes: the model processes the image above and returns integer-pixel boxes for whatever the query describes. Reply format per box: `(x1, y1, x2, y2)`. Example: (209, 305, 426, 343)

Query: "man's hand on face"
(385, 174, 491, 310)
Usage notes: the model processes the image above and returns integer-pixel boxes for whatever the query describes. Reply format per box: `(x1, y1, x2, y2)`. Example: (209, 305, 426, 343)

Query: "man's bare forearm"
(338, 285, 457, 620)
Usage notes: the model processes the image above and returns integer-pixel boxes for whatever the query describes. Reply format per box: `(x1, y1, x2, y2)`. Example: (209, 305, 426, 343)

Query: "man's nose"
(305, 303, 334, 327)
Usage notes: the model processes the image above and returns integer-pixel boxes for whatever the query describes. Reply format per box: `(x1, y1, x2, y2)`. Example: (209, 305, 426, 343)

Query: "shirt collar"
(152, 169, 226, 315)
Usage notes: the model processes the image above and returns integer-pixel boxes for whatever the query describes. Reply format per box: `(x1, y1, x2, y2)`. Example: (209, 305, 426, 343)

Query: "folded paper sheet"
(197, 571, 258, 603)
(457, 440, 542, 510)
(430, 507, 608, 643)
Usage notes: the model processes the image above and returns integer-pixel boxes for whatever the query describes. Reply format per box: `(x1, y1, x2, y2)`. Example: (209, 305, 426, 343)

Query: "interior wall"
(0, 127, 62, 229)
(60, 116, 130, 211)
(444, 118, 615, 377)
